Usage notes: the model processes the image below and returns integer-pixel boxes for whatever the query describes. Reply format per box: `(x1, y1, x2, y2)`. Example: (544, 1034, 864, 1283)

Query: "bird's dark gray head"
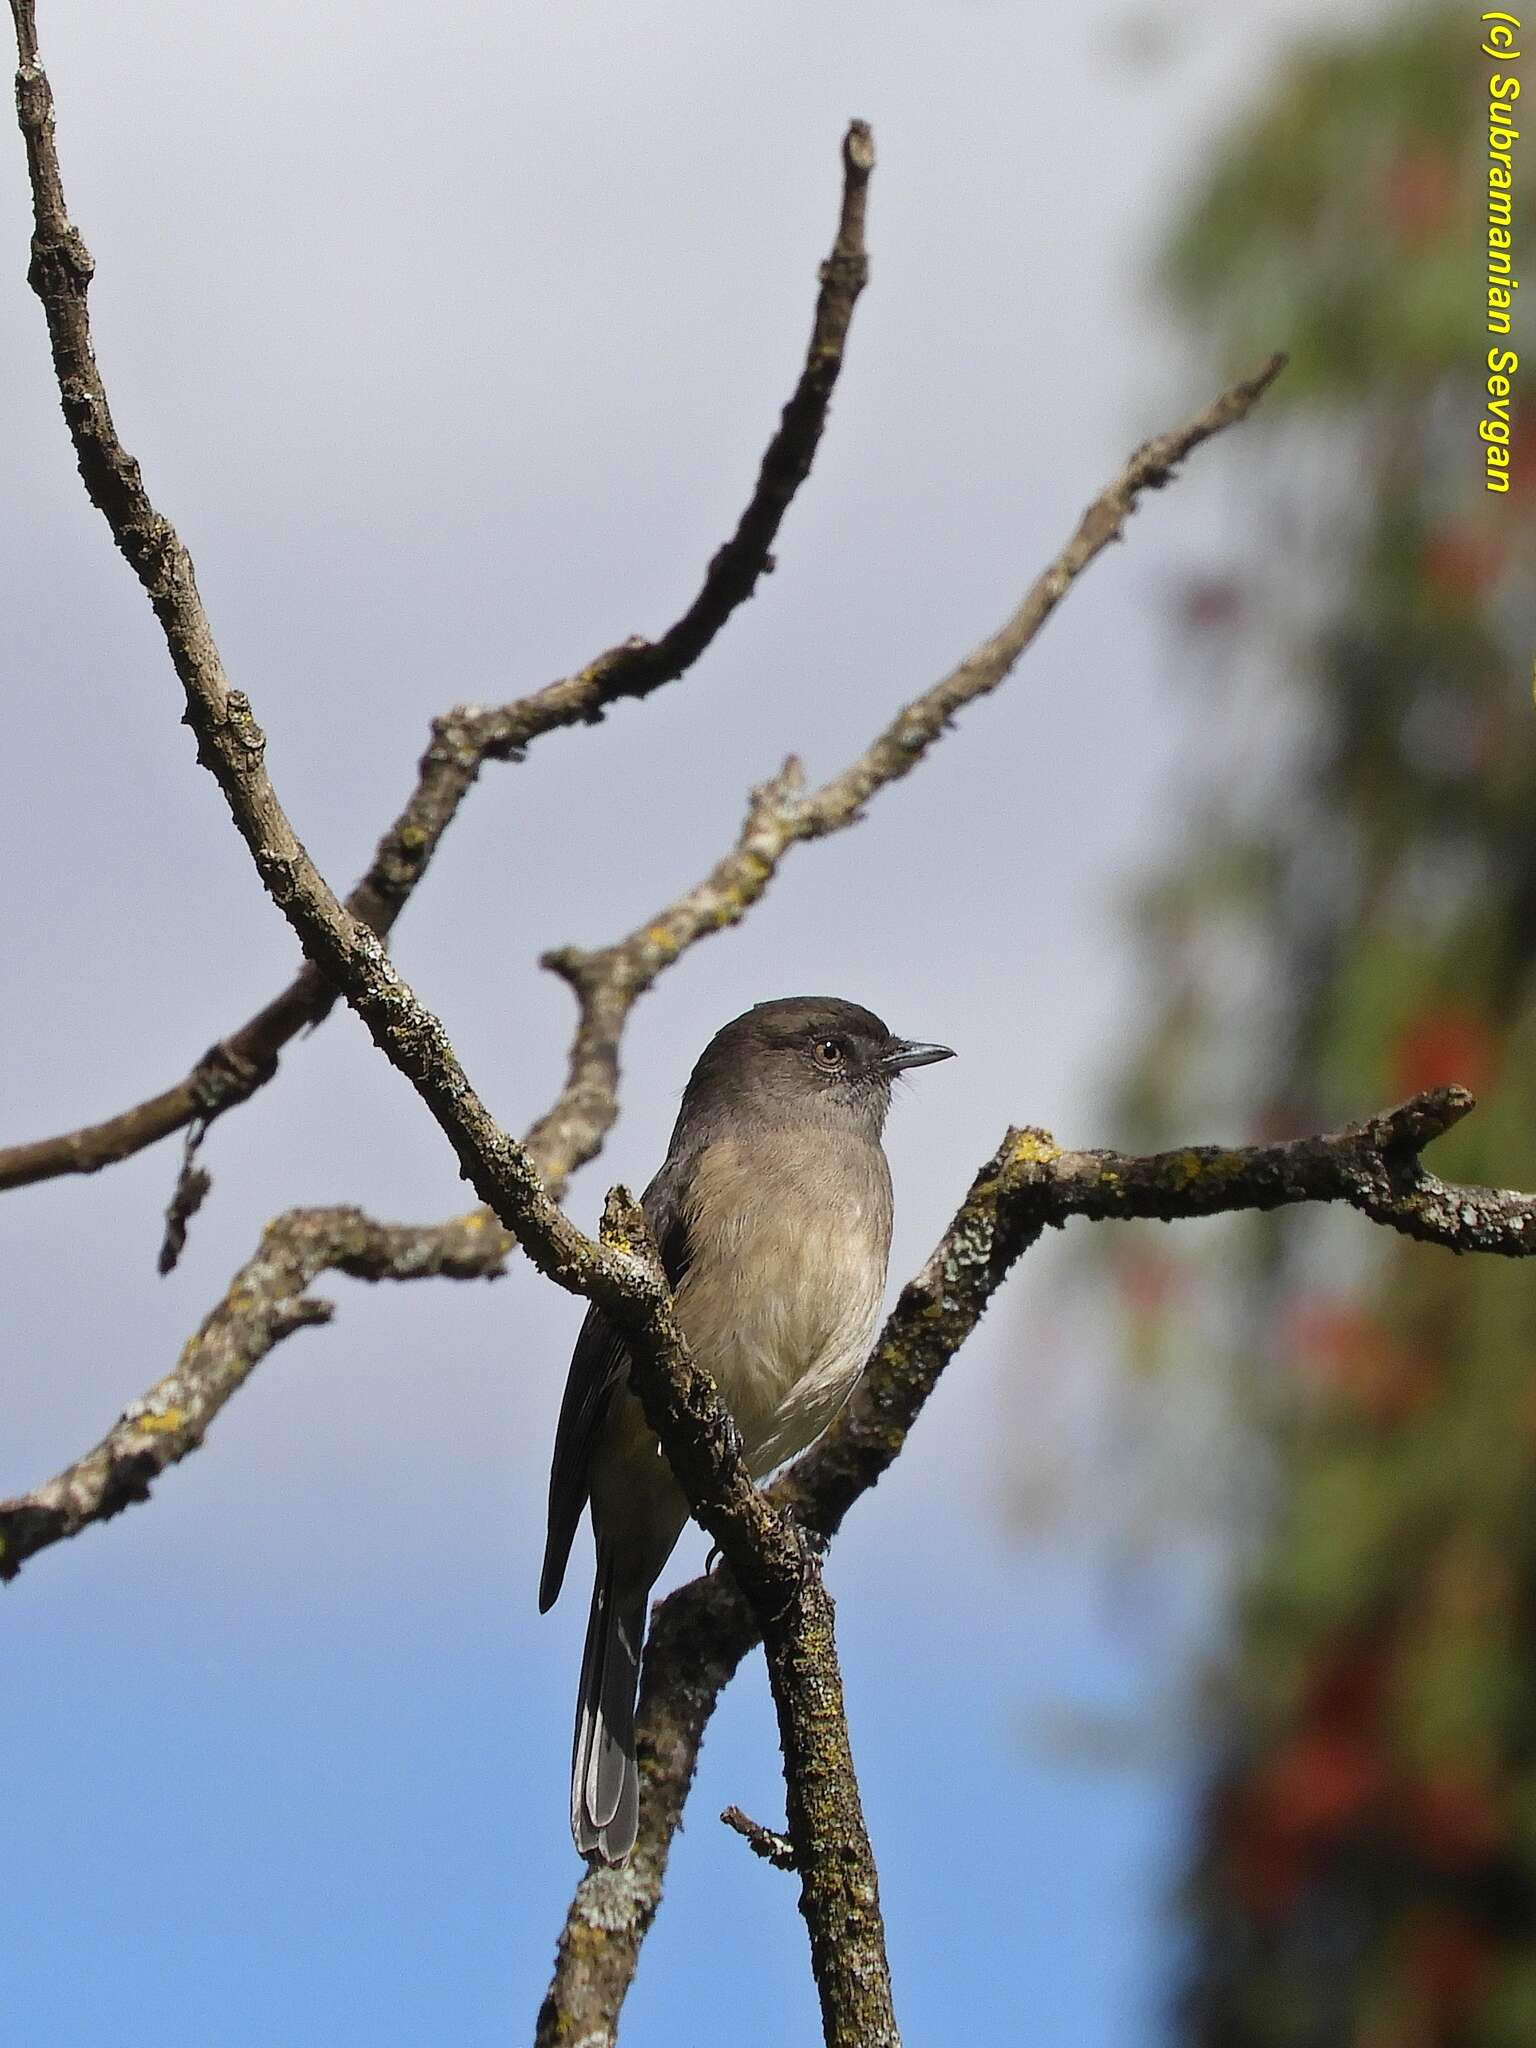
(677, 996, 954, 1142)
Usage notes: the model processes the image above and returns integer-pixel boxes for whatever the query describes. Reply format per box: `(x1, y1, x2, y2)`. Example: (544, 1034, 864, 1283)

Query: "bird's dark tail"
(571, 1539, 646, 1863)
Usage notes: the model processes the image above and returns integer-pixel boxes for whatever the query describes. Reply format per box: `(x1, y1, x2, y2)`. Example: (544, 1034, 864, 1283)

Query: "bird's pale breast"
(673, 1125, 893, 1475)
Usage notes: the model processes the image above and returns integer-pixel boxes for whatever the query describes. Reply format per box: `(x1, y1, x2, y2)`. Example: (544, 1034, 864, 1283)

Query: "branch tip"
(1385, 1083, 1477, 1145)
(842, 119, 875, 176)
(1249, 349, 1289, 393)
(721, 1804, 798, 1870)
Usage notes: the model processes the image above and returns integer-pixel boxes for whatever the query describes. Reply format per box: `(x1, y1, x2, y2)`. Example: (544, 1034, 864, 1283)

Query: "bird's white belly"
(690, 1258, 884, 1476)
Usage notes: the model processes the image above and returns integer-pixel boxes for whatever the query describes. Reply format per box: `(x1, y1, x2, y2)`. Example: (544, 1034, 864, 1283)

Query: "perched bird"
(539, 995, 954, 1863)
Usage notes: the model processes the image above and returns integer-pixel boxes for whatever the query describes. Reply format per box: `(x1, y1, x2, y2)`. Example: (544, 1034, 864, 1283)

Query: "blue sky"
(3, 1500, 1187, 2045)
(0, 1, 1382, 2040)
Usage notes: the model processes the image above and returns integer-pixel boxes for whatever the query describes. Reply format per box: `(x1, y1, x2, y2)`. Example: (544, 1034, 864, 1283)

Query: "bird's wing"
(538, 1149, 696, 1612)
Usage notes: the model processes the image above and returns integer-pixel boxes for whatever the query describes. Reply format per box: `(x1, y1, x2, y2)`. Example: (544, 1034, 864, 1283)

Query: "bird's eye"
(812, 1038, 845, 1069)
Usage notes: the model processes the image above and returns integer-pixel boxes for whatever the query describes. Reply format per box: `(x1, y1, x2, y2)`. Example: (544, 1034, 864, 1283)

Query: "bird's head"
(681, 995, 954, 1137)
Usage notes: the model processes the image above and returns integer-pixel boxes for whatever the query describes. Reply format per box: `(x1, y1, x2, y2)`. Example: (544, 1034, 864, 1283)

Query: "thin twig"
(721, 1805, 798, 1870)
(156, 1117, 212, 1274)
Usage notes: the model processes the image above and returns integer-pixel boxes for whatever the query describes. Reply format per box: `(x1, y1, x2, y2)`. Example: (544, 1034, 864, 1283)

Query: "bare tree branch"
(721, 1805, 798, 1869)
(156, 1118, 213, 1273)
(0, 1014, 617, 1585)
(0, 1204, 507, 1580)
(764, 1575, 897, 2044)
(537, 1084, 1536, 2036)
(0, 91, 873, 1196)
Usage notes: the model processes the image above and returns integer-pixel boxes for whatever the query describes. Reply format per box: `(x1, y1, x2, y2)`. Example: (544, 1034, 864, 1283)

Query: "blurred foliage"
(1108, 5, 1536, 2043)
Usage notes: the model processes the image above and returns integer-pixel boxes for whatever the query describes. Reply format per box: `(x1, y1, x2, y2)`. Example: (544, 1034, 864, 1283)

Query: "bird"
(539, 995, 954, 1863)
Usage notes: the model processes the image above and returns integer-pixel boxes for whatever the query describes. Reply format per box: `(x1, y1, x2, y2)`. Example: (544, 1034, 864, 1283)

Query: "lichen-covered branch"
(0, 78, 873, 1197)
(761, 1571, 898, 2046)
(0, 1063, 624, 1585)
(0, 1204, 508, 1580)
(537, 1084, 1536, 2037)
(786, 1085, 1531, 1543)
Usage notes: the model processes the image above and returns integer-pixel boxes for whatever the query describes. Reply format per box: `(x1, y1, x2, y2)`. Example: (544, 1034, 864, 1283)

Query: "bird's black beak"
(880, 1039, 956, 1074)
